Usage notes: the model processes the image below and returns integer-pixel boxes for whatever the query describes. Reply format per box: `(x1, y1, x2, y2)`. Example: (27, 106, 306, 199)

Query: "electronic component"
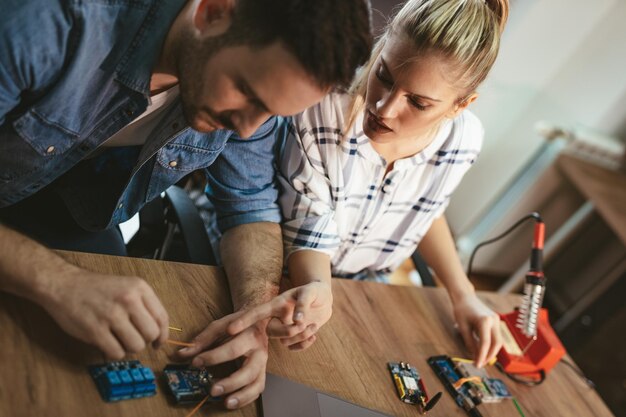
(483, 378, 512, 401)
(466, 212, 566, 380)
(497, 308, 565, 376)
(163, 364, 221, 405)
(518, 220, 546, 337)
(387, 361, 440, 413)
(454, 360, 510, 404)
(88, 360, 156, 402)
(428, 355, 482, 416)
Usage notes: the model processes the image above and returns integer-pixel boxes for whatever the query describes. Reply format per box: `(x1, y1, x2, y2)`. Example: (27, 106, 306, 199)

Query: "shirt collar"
(114, 1, 186, 95)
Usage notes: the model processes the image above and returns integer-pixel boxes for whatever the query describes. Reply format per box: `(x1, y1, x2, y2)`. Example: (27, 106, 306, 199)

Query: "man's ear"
(192, 0, 236, 37)
(447, 92, 479, 118)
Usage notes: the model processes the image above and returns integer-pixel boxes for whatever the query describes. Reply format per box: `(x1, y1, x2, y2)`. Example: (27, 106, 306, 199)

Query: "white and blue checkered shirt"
(278, 93, 483, 281)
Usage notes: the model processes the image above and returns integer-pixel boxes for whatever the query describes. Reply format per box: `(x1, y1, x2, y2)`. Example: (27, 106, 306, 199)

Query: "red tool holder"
(497, 308, 566, 375)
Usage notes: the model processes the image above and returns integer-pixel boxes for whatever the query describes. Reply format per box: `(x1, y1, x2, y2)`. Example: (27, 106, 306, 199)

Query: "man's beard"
(175, 28, 248, 131)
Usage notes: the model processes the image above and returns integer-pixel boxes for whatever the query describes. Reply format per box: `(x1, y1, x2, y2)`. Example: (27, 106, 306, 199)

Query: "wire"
(466, 212, 543, 277)
(185, 394, 210, 417)
(453, 376, 483, 389)
(560, 359, 596, 388)
(494, 362, 546, 386)
(165, 339, 195, 348)
(512, 398, 526, 417)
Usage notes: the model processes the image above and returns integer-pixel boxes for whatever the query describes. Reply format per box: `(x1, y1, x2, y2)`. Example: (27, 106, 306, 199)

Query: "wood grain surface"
(0, 251, 614, 417)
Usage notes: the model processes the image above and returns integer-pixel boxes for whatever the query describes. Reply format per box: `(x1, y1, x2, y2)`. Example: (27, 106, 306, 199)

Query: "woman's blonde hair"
(347, 0, 509, 129)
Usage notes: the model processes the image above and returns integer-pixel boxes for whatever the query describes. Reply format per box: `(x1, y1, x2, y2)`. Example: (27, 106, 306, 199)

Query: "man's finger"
(111, 318, 147, 354)
(222, 354, 267, 409)
(97, 330, 126, 360)
(227, 299, 287, 335)
(192, 331, 251, 367)
(210, 349, 265, 397)
(141, 292, 169, 346)
(129, 303, 161, 345)
(178, 315, 233, 357)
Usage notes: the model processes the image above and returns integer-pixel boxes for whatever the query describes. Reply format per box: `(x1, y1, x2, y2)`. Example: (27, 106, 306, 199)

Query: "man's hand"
(177, 311, 270, 410)
(452, 292, 502, 368)
(228, 282, 333, 351)
(40, 266, 169, 359)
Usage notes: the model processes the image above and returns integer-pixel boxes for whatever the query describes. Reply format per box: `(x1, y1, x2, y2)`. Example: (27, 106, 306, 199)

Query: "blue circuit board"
(89, 360, 156, 402)
(163, 364, 222, 404)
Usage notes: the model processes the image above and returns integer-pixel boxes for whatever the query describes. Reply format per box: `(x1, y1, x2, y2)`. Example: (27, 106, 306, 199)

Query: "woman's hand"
(227, 281, 333, 351)
(451, 292, 502, 367)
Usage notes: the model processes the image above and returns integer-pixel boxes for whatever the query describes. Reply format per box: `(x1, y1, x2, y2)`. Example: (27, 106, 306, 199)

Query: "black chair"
(127, 185, 217, 265)
(411, 250, 436, 287)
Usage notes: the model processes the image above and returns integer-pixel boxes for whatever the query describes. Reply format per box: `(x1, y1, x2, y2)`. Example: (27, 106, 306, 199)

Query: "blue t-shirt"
(0, 0, 282, 232)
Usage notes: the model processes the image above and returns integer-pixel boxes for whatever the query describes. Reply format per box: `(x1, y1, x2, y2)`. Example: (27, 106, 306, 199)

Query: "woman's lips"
(366, 110, 392, 134)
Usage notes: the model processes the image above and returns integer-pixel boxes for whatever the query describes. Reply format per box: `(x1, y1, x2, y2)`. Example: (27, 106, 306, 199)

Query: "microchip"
(88, 360, 156, 402)
(388, 362, 430, 412)
(163, 364, 222, 404)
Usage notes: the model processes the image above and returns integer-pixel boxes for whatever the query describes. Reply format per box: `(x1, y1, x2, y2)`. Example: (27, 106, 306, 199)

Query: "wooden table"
(0, 251, 613, 417)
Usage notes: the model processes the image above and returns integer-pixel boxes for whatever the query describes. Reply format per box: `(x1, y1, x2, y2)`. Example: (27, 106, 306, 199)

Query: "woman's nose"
(375, 90, 400, 119)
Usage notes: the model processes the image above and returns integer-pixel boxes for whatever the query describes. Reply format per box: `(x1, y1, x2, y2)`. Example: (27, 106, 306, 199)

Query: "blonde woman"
(228, 0, 509, 373)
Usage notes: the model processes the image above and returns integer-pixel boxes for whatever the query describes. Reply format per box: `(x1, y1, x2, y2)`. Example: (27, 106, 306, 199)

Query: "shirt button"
(169, 160, 178, 168)
(46, 146, 55, 154)
(125, 108, 134, 117)
(118, 203, 123, 209)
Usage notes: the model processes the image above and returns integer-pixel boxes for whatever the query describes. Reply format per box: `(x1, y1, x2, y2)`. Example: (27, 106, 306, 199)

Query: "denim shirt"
(0, 0, 282, 232)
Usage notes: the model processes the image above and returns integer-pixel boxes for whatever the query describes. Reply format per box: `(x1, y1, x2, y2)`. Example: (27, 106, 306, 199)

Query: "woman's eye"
(375, 67, 393, 85)
(409, 97, 427, 111)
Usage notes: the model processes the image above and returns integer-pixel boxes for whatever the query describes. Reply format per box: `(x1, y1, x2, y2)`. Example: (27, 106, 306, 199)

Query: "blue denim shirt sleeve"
(204, 116, 286, 233)
(0, 0, 71, 124)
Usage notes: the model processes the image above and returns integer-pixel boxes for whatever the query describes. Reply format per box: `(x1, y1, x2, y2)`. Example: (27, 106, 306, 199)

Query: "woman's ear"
(192, 0, 236, 37)
(448, 92, 479, 118)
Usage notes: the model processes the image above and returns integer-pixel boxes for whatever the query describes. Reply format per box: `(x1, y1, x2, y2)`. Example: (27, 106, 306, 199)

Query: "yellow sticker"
(499, 321, 523, 356)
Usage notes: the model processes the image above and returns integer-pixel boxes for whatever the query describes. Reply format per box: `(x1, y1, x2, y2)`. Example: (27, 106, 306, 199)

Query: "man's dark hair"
(230, 0, 373, 88)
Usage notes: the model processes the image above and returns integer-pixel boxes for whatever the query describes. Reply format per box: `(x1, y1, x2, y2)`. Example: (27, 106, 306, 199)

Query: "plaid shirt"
(278, 93, 483, 281)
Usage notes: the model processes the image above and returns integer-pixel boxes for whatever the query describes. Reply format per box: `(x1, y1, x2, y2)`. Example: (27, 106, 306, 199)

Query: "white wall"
(447, 0, 626, 235)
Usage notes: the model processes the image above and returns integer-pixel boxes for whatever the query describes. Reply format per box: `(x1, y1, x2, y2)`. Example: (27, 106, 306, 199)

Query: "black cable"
(560, 359, 596, 389)
(466, 212, 543, 278)
(495, 362, 546, 386)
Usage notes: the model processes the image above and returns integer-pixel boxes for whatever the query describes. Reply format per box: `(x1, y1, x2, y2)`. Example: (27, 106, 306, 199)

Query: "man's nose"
(235, 109, 271, 139)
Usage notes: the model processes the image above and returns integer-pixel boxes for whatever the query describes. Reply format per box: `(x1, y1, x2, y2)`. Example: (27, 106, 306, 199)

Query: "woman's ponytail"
(485, 0, 509, 33)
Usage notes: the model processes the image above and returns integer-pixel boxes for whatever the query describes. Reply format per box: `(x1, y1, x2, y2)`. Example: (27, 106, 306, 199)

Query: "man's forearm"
(219, 222, 282, 311)
(0, 223, 76, 305)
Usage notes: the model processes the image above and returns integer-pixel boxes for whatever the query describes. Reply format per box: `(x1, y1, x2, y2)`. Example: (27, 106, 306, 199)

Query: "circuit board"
(88, 360, 156, 402)
(163, 364, 222, 404)
(428, 355, 513, 416)
(428, 355, 482, 413)
(388, 361, 436, 413)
